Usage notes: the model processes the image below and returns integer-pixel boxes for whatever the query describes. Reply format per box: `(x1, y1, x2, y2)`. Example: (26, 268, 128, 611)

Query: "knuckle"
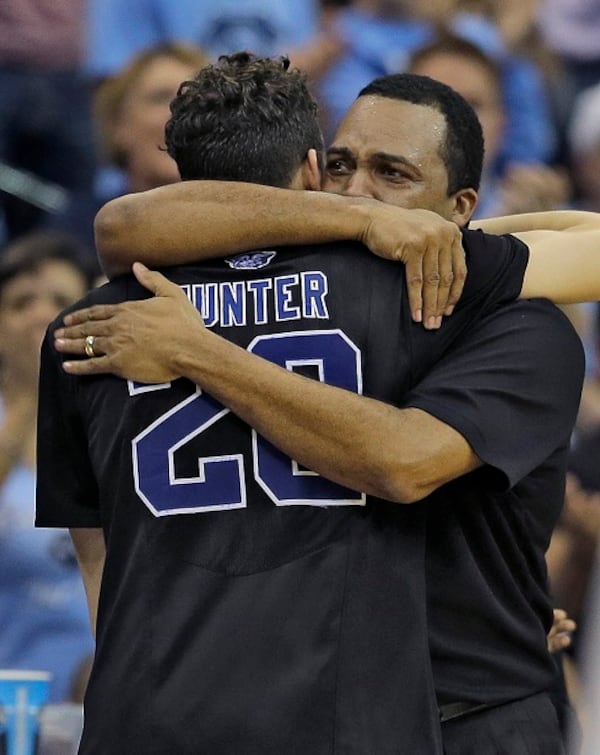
(424, 271, 441, 286)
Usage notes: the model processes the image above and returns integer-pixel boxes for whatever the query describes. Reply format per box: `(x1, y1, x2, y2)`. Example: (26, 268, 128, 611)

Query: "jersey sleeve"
(458, 229, 529, 310)
(403, 299, 584, 489)
(35, 325, 101, 528)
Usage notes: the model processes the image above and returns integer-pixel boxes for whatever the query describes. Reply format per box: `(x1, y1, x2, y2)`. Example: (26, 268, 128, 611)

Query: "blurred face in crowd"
(410, 51, 505, 170)
(323, 95, 475, 225)
(112, 54, 203, 192)
(0, 261, 88, 359)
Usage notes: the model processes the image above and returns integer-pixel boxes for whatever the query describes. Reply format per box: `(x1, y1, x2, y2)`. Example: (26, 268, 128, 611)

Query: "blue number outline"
(132, 329, 365, 516)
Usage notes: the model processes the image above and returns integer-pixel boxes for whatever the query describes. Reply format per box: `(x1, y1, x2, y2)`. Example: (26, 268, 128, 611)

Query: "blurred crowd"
(1, 0, 600, 748)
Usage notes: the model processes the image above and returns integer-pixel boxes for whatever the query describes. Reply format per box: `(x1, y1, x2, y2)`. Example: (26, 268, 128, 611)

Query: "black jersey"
(405, 298, 584, 708)
(36, 230, 527, 755)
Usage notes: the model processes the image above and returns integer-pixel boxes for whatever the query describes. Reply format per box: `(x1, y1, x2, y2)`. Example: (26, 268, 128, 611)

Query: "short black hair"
(165, 51, 324, 188)
(359, 72, 484, 194)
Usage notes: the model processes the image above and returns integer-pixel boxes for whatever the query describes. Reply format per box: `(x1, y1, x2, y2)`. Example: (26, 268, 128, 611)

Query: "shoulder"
(461, 227, 528, 257)
(455, 229, 529, 311)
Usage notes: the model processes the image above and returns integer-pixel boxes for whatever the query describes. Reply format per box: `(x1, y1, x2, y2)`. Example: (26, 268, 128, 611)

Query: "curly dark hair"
(359, 72, 484, 194)
(165, 52, 324, 187)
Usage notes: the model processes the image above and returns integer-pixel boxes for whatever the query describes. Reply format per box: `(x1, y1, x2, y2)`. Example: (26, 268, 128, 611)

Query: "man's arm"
(474, 211, 600, 304)
(98, 183, 600, 309)
(96, 183, 465, 327)
(473, 211, 594, 235)
(55, 264, 480, 503)
(70, 527, 106, 636)
(518, 222, 600, 304)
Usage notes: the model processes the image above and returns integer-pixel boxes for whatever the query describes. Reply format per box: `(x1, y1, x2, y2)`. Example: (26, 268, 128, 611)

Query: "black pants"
(441, 693, 565, 755)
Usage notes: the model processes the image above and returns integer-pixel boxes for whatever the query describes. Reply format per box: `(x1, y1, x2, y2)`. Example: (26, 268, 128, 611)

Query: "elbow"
(94, 198, 125, 251)
(94, 198, 136, 276)
(369, 457, 432, 504)
(379, 478, 430, 505)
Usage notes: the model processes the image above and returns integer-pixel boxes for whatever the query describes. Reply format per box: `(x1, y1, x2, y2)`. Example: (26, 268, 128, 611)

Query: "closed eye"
(376, 164, 411, 180)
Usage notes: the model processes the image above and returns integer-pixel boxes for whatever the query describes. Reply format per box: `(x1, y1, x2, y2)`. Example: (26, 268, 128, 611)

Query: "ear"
(300, 149, 322, 191)
(450, 188, 478, 227)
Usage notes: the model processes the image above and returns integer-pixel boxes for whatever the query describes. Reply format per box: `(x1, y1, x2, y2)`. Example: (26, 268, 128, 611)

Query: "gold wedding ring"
(84, 335, 96, 358)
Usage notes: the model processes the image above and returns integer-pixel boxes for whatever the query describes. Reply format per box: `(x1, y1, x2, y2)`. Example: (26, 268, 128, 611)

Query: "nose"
(341, 170, 377, 199)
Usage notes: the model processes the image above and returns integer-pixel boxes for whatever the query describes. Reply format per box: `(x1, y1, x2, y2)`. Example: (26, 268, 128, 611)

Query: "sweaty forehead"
(330, 96, 447, 164)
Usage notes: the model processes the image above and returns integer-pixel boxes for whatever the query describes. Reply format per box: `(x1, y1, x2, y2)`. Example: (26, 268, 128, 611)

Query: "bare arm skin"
(70, 527, 105, 636)
(55, 264, 480, 503)
(97, 183, 600, 313)
(96, 183, 466, 327)
(473, 210, 600, 235)
(475, 211, 600, 303)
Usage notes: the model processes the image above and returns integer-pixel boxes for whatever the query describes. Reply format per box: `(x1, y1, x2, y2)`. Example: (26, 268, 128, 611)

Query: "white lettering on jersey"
(181, 272, 329, 328)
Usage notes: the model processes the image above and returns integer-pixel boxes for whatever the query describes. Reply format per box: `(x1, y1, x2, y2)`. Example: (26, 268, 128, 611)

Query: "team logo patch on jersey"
(225, 251, 277, 270)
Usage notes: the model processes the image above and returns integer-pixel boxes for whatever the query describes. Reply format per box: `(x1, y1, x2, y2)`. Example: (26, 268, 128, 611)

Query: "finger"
(55, 337, 88, 356)
(445, 236, 467, 315)
(133, 262, 181, 298)
(404, 254, 424, 324)
(557, 619, 577, 633)
(55, 321, 114, 340)
(436, 243, 455, 318)
(551, 633, 573, 651)
(62, 355, 114, 376)
(63, 304, 118, 327)
(55, 335, 108, 357)
(421, 245, 441, 328)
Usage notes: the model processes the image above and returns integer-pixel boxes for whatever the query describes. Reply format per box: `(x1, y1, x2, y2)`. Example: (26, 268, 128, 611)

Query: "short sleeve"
(35, 326, 101, 528)
(403, 299, 584, 489)
(458, 229, 530, 309)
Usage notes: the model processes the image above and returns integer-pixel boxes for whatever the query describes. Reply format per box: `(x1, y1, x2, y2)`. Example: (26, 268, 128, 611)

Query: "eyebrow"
(325, 146, 354, 161)
(326, 146, 417, 169)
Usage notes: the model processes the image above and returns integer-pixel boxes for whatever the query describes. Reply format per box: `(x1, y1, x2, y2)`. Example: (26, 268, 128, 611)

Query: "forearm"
(173, 329, 476, 502)
(70, 527, 106, 636)
(473, 210, 600, 235)
(96, 182, 371, 278)
(520, 227, 600, 303)
(475, 210, 600, 304)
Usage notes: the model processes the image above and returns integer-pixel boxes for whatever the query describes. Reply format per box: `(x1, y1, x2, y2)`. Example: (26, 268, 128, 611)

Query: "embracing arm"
(95, 183, 371, 273)
(70, 527, 105, 636)
(55, 266, 480, 503)
(95, 182, 464, 326)
(163, 331, 478, 503)
(98, 185, 600, 312)
(472, 210, 599, 235)
(475, 210, 600, 304)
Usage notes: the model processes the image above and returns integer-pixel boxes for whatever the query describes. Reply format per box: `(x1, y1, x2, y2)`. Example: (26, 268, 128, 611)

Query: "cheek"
(128, 105, 170, 144)
(0, 314, 33, 340)
(321, 176, 345, 194)
(373, 182, 426, 209)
